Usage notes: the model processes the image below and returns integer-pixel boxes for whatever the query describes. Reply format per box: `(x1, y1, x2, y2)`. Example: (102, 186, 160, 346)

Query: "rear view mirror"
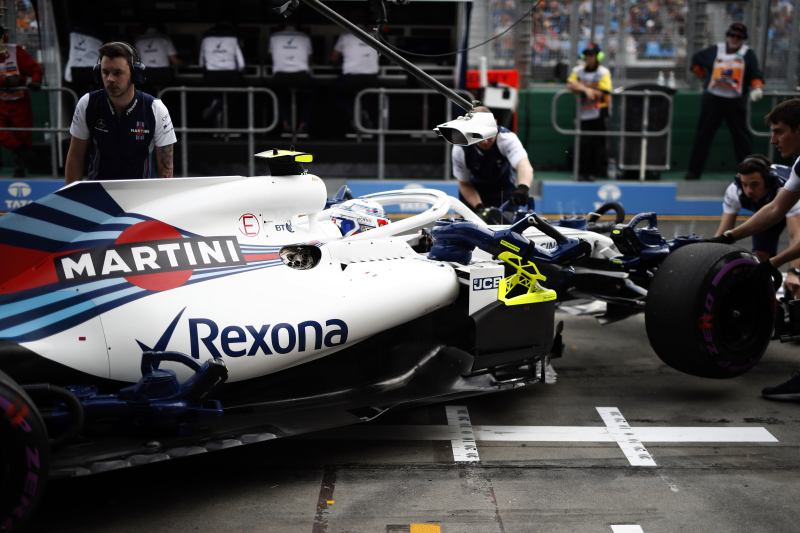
(434, 112, 498, 146)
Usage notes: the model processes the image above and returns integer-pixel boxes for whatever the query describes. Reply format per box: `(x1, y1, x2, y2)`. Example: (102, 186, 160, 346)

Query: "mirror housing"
(434, 112, 498, 146)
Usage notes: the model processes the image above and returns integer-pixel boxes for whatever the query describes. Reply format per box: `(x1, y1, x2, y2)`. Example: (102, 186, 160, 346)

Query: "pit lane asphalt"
(26, 222, 800, 533)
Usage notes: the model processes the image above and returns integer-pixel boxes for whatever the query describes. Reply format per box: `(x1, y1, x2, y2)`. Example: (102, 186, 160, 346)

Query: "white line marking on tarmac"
(445, 405, 480, 463)
(611, 526, 644, 533)
(316, 424, 778, 444)
(597, 407, 657, 466)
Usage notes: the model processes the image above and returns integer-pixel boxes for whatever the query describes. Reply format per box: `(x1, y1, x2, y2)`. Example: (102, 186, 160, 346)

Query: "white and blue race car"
(0, 148, 779, 529)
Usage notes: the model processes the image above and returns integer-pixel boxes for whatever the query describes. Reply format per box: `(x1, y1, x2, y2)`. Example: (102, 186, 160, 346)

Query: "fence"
(157, 86, 279, 177)
(0, 86, 78, 177)
(353, 87, 476, 180)
(551, 88, 674, 180)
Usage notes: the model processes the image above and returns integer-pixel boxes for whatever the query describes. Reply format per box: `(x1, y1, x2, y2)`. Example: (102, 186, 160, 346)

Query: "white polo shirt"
(63, 32, 102, 82)
(333, 33, 379, 75)
(722, 181, 800, 217)
(269, 30, 312, 73)
(199, 35, 245, 71)
(134, 34, 177, 68)
(785, 156, 800, 193)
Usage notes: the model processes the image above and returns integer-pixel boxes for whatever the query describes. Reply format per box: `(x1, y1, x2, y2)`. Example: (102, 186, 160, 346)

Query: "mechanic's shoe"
(577, 175, 595, 182)
(762, 370, 800, 401)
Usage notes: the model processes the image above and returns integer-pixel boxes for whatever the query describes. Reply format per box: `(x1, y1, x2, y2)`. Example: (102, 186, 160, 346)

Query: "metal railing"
(157, 86, 279, 177)
(746, 90, 800, 162)
(551, 88, 674, 181)
(0, 86, 78, 177)
(353, 87, 476, 180)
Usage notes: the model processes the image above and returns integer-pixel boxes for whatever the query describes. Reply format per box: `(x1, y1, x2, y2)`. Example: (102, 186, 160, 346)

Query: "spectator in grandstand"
(331, 13, 380, 134)
(451, 106, 534, 219)
(269, 23, 313, 135)
(65, 42, 176, 183)
(713, 154, 800, 280)
(685, 22, 764, 180)
(566, 42, 612, 181)
(0, 24, 42, 177)
(707, 99, 800, 400)
(134, 24, 181, 94)
(198, 22, 245, 129)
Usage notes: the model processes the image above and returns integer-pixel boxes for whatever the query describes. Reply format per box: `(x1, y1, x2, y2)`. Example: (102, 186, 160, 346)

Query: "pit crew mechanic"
(714, 154, 800, 296)
(64, 42, 176, 183)
(709, 98, 800, 400)
(451, 106, 534, 216)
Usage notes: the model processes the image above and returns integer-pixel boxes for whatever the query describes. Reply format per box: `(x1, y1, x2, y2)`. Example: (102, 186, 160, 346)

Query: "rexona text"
(189, 318, 349, 358)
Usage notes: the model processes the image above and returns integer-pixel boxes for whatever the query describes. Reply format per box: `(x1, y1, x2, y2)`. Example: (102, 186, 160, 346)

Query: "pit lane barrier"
(343, 180, 721, 216)
(551, 88, 674, 181)
(0, 177, 721, 217)
(353, 87, 476, 181)
(157, 86, 279, 177)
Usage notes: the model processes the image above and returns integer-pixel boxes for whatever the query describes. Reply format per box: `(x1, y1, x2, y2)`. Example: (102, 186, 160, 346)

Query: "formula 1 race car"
(0, 149, 780, 529)
(0, 150, 571, 529)
(0, 2, 780, 529)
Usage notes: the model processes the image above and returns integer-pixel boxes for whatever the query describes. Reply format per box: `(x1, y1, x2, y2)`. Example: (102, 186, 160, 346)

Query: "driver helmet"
(330, 198, 389, 237)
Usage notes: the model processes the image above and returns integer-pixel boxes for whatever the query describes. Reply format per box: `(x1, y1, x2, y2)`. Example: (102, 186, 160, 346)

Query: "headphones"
(93, 42, 146, 86)
(581, 44, 605, 63)
(734, 154, 777, 190)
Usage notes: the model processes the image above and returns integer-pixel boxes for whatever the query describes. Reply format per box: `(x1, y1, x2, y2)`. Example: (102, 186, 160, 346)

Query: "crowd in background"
(522, 0, 795, 73)
(527, 0, 687, 67)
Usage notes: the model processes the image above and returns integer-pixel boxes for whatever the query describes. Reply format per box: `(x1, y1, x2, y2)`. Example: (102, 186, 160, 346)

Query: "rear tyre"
(0, 370, 49, 531)
(645, 243, 775, 378)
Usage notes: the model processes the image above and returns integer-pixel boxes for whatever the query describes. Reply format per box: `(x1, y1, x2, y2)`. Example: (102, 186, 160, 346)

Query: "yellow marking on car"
(497, 251, 557, 305)
(499, 239, 520, 252)
(254, 149, 313, 163)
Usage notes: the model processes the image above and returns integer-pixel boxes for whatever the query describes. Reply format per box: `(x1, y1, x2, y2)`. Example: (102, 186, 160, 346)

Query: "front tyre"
(645, 243, 775, 378)
(0, 370, 49, 531)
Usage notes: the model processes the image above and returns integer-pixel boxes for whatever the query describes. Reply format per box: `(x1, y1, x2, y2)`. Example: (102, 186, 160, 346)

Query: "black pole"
(300, 0, 477, 113)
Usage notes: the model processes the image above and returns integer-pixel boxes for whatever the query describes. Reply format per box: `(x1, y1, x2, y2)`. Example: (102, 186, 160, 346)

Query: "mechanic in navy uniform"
(331, 11, 380, 133)
(685, 22, 765, 180)
(709, 98, 800, 400)
(134, 24, 181, 94)
(63, 27, 104, 94)
(198, 22, 245, 129)
(64, 42, 177, 183)
(451, 106, 534, 216)
(269, 23, 313, 134)
(714, 154, 800, 269)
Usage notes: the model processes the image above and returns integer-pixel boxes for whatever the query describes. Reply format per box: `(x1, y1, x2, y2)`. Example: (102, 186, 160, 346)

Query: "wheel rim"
(712, 262, 774, 362)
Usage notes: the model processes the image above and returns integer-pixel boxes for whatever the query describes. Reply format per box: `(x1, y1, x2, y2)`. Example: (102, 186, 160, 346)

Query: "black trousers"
(579, 109, 608, 177)
(688, 93, 752, 177)
(272, 71, 314, 130)
(335, 74, 379, 130)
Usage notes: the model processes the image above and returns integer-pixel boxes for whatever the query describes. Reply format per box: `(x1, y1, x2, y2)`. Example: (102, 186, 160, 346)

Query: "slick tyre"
(645, 243, 775, 378)
(0, 370, 49, 532)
